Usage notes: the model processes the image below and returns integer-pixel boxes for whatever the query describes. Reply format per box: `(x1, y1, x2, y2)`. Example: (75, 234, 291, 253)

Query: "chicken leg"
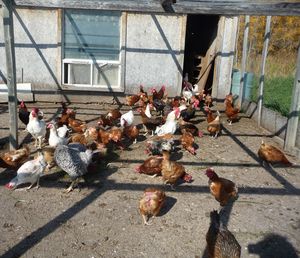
(64, 179, 79, 193)
(142, 214, 151, 226)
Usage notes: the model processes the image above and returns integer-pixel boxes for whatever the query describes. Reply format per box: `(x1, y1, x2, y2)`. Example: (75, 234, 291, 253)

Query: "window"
(62, 10, 124, 90)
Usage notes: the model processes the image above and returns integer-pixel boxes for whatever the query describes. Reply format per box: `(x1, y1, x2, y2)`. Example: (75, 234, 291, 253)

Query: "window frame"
(61, 9, 126, 92)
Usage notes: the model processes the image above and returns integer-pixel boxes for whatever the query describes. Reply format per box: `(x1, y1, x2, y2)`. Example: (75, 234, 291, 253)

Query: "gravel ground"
(0, 101, 299, 258)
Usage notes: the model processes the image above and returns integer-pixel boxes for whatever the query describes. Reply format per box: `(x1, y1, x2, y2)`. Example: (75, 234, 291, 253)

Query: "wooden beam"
(13, 0, 300, 16)
(284, 45, 300, 151)
(257, 16, 271, 127)
(2, 0, 18, 150)
(238, 15, 249, 108)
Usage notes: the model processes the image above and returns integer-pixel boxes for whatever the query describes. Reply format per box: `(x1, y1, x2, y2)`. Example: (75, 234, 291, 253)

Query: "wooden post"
(284, 45, 300, 151)
(238, 15, 249, 108)
(257, 16, 271, 127)
(2, 0, 18, 150)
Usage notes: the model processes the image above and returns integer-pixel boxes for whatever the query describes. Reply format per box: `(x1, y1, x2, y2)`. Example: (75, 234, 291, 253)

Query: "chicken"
(180, 132, 196, 155)
(206, 210, 241, 258)
(135, 156, 163, 177)
(108, 126, 125, 149)
(0, 145, 30, 169)
(225, 100, 239, 125)
(57, 124, 71, 138)
(18, 100, 30, 126)
(106, 109, 122, 120)
(207, 111, 221, 138)
(179, 118, 203, 137)
(258, 140, 293, 167)
(181, 100, 199, 122)
(56, 102, 69, 127)
(97, 114, 114, 128)
(205, 94, 213, 107)
(26, 108, 46, 148)
(5, 151, 47, 190)
(155, 108, 181, 136)
(98, 109, 122, 127)
(204, 106, 218, 124)
(41, 146, 56, 171)
(98, 127, 111, 146)
(120, 110, 134, 127)
(123, 125, 139, 144)
(145, 137, 175, 155)
(205, 168, 238, 207)
(151, 85, 166, 100)
(54, 144, 97, 193)
(224, 93, 234, 106)
(170, 96, 183, 108)
(47, 123, 68, 148)
(139, 187, 166, 225)
(126, 94, 141, 106)
(139, 104, 164, 136)
(68, 116, 87, 133)
(161, 151, 192, 189)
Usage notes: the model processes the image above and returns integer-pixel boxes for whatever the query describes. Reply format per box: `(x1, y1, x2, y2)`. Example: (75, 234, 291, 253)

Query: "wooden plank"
(257, 16, 271, 127)
(14, 0, 300, 16)
(238, 15, 249, 108)
(2, 0, 18, 150)
(284, 45, 300, 151)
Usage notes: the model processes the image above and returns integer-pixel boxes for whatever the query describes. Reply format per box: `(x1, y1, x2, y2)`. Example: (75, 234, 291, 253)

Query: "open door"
(183, 15, 219, 94)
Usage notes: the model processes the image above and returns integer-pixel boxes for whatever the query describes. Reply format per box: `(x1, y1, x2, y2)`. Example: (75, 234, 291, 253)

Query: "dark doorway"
(183, 15, 219, 94)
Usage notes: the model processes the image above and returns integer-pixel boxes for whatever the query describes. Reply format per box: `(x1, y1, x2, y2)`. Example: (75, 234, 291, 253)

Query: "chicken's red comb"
(5, 183, 13, 189)
(198, 131, 204, 138)
(135, 165, 141, 173)
(183, 173, 193, 183)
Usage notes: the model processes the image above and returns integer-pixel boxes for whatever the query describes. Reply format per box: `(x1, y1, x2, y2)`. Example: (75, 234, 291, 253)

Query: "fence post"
(284, 45, 300, 152)
(238, 15, 249, 108)
(257, 16, 271, 127)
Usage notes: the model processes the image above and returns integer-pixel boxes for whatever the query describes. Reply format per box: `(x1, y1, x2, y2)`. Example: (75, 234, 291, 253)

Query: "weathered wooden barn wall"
(0, 8, 61, 93)
(125, 13, 186, 97)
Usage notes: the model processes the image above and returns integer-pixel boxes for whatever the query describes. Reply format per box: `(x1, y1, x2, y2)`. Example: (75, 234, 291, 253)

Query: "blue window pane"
(64, 10, 121, 60)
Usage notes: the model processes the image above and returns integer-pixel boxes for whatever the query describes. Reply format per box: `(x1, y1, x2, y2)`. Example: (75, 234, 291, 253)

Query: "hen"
(55, 102, 69, 127)
(120, 110, 134, 127)
(155, 108, 180, 136)
(204, 106, 218, 124)
(18, 100, 30, 126)
(26, 108, 46, 148)
(0, 145, 30, 169)
(123, 125, 139, 144)
(151, 85, 166, 100)
(5, 152, 47, 190)
(207, 111, 221, 138)
(139, 187, 166, 225)
(135, 156, 163, 177)
(54, 144, 97, 193)
(206, 210, 241, 258)
(145, 136, 175, 155)
(47, 123, 68, 148)
(126, 94, 141, 106)
(258, 140, 293, 167)
(181, 100, 199, 122)
(179, 118, 203, 137)
(139, 104, 164, 136)
(161, 151, 192, 189)
(225, 99, 239, 125)
(180, 131, 196, 155)
(205, 168, 238, 207)
(68, 116, 87, 133)
(205, 94, 213, 107)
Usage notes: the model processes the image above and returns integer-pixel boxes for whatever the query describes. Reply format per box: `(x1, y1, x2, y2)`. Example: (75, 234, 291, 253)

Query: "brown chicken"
(98, 127, 111, 146)
(205, 94, 213, 107)
(0, 145, 30, 169)
(55, 102, 69, 127)
(180, 132, 196, 155)
(139, 187, 166, 225)
(123, 125, 140, 144)
(151, 85, 166, 100)
(161, 151, 192, 189)
(205, 168, 238, 206)
(207, 111, 221, 138)
(138, 105, 164, 136)
(206, 210, 241, 258)
(135, 156, 163, 176)
(108, 127, 125, 149)
(225, 100, 239, 125)
(126, 94, 141, 106)
(204, 106, 218, 124)
(41, 146, 56, 171)
(68, 116, 87, 133)
(224, 93, 234, 106)
(258, 140, 293, 167)
(97, 114, 114, 128)
(179, 118, 203, 137)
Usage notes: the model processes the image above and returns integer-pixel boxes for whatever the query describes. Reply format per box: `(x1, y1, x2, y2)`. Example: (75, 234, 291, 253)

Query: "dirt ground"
(0, 101, 299, 258)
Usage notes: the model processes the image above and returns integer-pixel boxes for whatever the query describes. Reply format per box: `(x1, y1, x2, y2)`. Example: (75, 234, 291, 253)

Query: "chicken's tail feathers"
(282, 156, 293, 166)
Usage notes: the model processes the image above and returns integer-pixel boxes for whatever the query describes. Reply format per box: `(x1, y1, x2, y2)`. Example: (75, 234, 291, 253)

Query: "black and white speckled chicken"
(145, 137, 175, 155)
(54, 143, 97, 193)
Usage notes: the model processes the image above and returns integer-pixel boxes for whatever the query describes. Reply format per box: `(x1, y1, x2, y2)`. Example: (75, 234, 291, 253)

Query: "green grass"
(251, 76, 294, 117)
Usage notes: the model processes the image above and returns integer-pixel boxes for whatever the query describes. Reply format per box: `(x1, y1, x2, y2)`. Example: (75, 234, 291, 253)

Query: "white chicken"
(57, 124, 71, 138)
(120, 110, 134, 127)
(54, 144, 98, 193)
(26, 108, 46, 148)
(5, 152, 47, 190)
(47, 123, 68, 148)
(155, 108, 181, 136)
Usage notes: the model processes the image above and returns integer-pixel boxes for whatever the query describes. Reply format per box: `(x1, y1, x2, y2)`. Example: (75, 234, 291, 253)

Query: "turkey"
(5, 151, 47, 190)
(26, 108, 46, 148)
(54, 144, 98, 193)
